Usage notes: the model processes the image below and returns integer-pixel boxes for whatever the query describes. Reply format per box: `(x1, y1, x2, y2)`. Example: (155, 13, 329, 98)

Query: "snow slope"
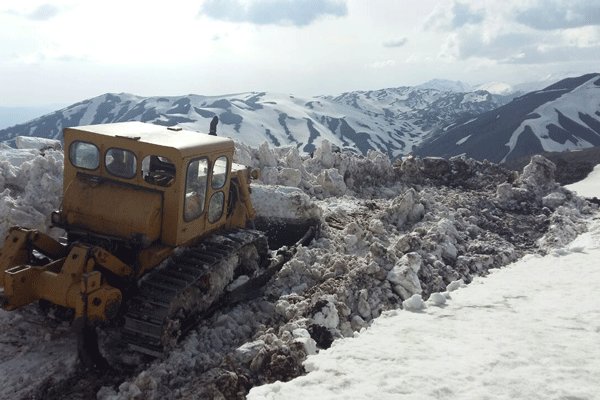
(249, 169, 600, 400)
(416, 73, 600, 163)
(565, 164, 600, 198)
(505, 74, 600, 158)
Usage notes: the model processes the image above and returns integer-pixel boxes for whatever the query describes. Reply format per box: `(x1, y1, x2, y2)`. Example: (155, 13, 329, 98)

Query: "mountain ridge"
(0, 87, 509, 158)
(415, 73, 600, 163)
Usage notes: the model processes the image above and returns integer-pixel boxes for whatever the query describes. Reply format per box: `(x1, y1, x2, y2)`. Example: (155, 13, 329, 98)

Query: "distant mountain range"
(1, 73, 598, 163)
(0, 87, 510, 158)
(415, 73, 600, 163)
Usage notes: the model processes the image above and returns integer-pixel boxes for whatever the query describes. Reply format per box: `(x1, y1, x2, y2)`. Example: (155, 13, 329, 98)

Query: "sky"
(1, 0, 599, 106)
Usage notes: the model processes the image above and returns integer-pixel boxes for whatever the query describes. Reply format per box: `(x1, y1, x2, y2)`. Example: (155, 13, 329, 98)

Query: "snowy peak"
(474, 82, 514, 95)
(416, 73, 600, 163)
(415, 79, 473, 93)
(0, 87, 508, 159)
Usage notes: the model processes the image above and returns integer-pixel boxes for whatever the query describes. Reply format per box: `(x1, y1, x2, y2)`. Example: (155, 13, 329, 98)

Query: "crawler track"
(122, 229, 269, 356)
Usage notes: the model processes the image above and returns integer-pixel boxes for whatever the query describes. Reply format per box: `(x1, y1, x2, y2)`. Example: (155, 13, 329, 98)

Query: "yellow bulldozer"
(0, 121, 314, 367)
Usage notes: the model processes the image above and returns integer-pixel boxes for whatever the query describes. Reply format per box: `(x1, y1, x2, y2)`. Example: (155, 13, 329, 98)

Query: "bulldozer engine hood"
(62, 174, 162, 245)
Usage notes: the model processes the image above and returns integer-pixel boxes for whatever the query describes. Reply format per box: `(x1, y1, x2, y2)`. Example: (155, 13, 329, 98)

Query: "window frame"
(208, 191, 225, 223)
(183, 157, 210, 222)
(211, 155, 229, 190)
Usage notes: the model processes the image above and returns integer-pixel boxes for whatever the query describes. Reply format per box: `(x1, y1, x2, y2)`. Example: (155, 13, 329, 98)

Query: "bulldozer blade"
(73, 318, 110, 371)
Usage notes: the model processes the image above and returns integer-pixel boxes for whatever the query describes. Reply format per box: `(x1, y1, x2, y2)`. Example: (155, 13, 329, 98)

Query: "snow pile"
(15, 136, 61, 151)
(0, 146, 63, 243)
(235, 139, 396, 199)
(0, 137, 597, 399)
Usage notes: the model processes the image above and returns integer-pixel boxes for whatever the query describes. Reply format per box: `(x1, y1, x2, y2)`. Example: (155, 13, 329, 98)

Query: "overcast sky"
(1, 0, 599, 106)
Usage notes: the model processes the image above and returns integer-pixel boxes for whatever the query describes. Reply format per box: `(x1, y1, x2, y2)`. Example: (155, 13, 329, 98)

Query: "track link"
(122, 229, 268, 356)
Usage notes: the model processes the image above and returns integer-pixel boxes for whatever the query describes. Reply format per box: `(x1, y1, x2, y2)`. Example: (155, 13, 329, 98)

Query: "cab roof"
(65, 121, 234, 157)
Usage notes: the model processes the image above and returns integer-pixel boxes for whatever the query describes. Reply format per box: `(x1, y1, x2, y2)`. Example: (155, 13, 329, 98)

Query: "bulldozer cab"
(59, 121, 238, 248)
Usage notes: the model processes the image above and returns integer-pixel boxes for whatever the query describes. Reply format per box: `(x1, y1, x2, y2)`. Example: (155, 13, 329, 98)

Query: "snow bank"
(249, 217, 600, 400)
(0, 148, 63, 243)
(15, 136, 62, 151)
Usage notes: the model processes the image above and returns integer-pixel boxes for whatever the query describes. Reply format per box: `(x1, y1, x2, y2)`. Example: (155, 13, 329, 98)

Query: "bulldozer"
(0, 121, 314, 366)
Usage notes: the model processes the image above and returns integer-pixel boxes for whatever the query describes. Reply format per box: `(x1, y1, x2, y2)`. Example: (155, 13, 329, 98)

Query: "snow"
(565, 164, 600, 198)
(0, 308, 77, 399)
(0, 148, 63, 241)
(461, 92, 488, 104)
(15, 136, 61, 150)
(415, 79, 472, 93)
(0, 136, 598, 399)
(475, 81, 514, 95)
(455, 134, 471, 145)
(248, 159, 600, 400)
(249, 216, 600, 400)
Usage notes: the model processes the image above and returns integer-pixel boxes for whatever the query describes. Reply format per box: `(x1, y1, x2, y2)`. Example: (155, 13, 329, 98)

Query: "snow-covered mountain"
(474, 81, 514, 95)
(0, 88, 509, 158)
(414, 79, 473, 93)
(416, 73, 600, 163)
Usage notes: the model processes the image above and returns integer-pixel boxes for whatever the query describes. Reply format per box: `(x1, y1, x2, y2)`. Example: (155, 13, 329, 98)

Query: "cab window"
(70, 141, 99, 170)
(208, 192, 224, 223)
(105, 148, 136, 179)
(211, 156, 228, 189)
(184, 158, 208, 221)
(142, 155, 175, 187)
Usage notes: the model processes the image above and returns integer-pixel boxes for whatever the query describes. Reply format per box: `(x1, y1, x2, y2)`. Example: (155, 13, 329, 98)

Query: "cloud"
(425, 1, 484, 31)
(200, 0, 347, 27)
(457, 32, 537, 60)
(368, 60, 396, 69)
(503, 44, 600, 64)
(451, 2, 484, 28)
(5, 4, 61, 21)
(447, 29, 600, 65)
(383, 38, 408, 48)
(516, 0, 600, 30)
